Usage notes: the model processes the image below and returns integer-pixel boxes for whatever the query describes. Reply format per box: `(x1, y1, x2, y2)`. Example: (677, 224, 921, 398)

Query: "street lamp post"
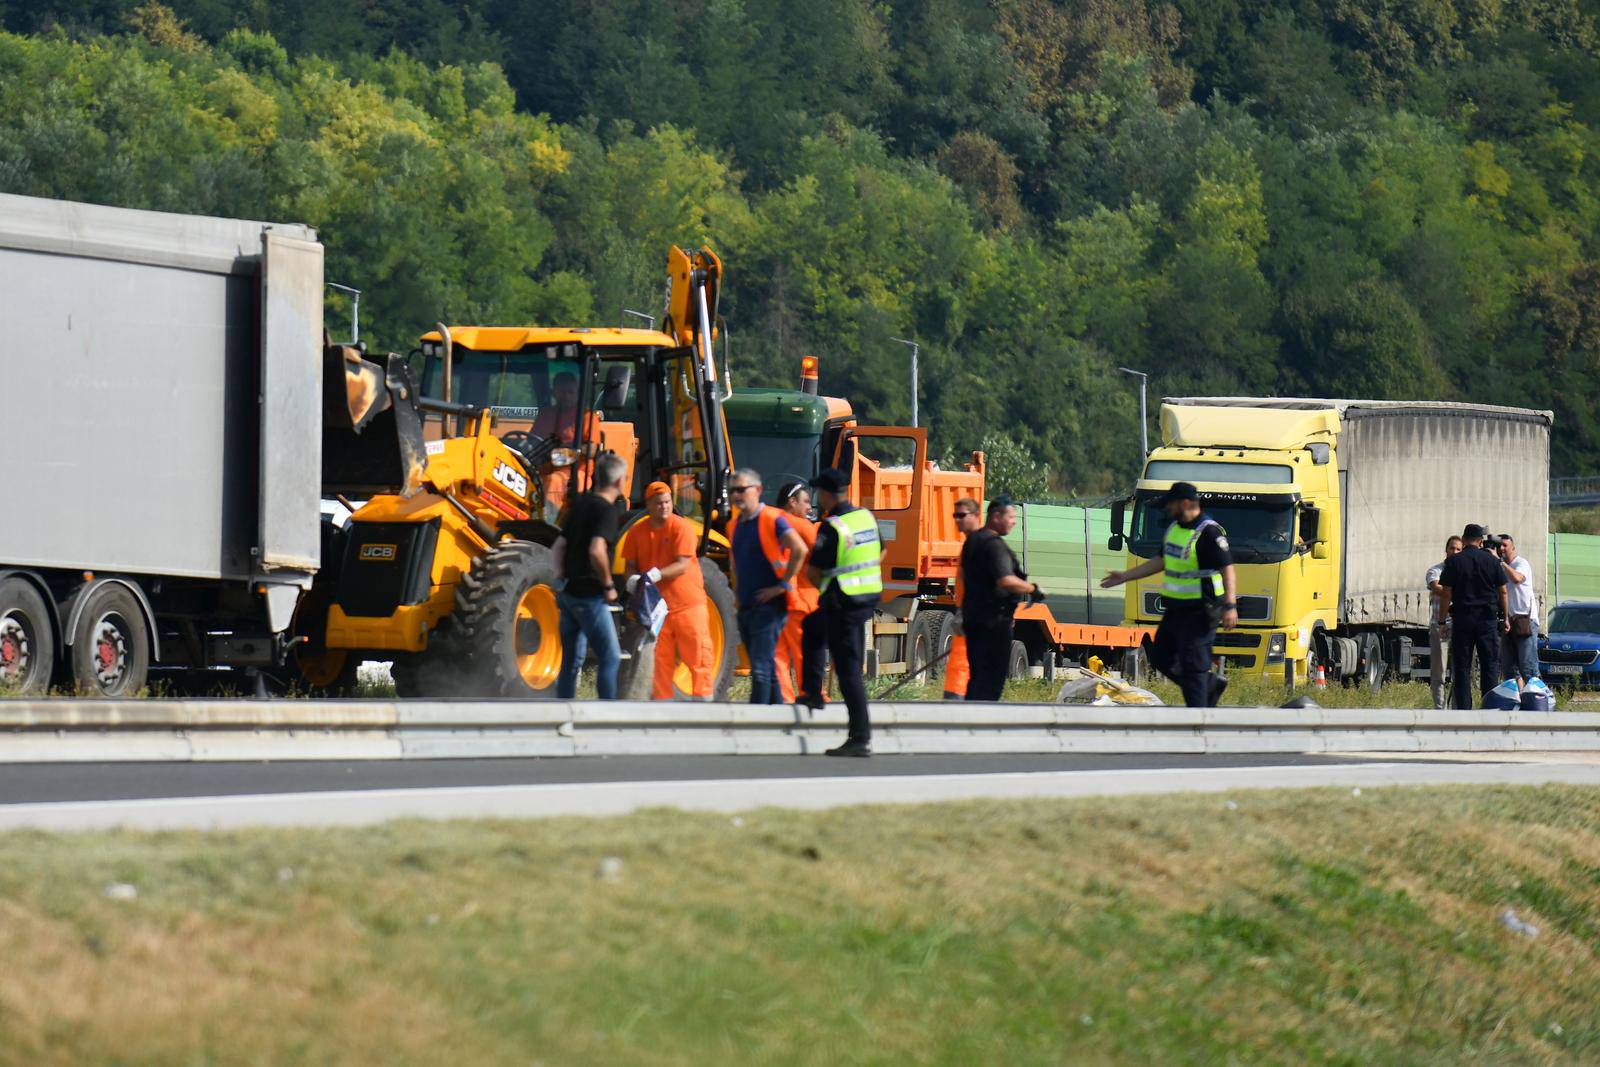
(1117, 366, 1149, 459)
(891, 337, 919, 427)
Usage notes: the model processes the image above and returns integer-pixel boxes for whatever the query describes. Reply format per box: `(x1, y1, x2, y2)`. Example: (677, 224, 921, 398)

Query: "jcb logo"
(360, 543, 398, 561)
(492, 460, 528, 499)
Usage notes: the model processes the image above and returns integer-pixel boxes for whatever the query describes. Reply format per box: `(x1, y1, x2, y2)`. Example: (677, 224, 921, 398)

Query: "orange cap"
(644, 480, 672, 500)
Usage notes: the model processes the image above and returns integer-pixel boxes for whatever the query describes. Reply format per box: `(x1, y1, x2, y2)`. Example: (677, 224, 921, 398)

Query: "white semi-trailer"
(0, 193, 327, 695)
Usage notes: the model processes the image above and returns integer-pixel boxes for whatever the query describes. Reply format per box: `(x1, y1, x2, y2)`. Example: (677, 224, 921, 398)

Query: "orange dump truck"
(725, 360, 1149, 685)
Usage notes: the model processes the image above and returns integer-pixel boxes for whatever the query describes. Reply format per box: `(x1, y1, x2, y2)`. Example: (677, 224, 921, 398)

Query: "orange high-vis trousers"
(776, 609, 808, 705)
(942, 634, 970, 699)
(654, 602, 715, 700)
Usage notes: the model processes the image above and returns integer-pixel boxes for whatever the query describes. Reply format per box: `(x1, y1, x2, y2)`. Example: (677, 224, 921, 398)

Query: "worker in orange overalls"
(774, 480, 819, 704)
(624, 481, 714, 700)
(530, 370, 602, 518)
(942, 497, 983, 699)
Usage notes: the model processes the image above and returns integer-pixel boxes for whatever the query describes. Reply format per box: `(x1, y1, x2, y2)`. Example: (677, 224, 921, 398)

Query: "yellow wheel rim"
(515, 583, 561, 690)
(295, 647, 348, 689)
(676, 595, 726, 696)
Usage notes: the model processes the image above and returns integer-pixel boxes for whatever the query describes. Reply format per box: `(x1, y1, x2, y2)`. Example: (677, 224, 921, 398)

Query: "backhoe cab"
(293, 247, 739, 699)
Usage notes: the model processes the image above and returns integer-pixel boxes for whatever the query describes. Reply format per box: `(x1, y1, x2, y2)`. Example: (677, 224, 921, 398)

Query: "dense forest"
(5, 1, 1600, 490)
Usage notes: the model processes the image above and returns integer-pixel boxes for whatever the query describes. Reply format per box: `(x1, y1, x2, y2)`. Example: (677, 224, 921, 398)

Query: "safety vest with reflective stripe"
(819, 507, 884, 598)
(1163, 518, 1224, 601)
(729, 505, 793, 579)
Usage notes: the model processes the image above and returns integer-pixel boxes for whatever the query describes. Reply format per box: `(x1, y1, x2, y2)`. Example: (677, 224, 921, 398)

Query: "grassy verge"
(2, 786, 1597, 1064)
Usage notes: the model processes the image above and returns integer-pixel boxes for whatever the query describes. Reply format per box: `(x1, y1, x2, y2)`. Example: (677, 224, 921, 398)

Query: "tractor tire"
(68, 583, 150, 697)
(0, 576, 56, 695)
(1007, 639, 1030, 680)
(456, 541, 566, 698)
(281, 584, 360, 697)
(616, 560, 739, 701)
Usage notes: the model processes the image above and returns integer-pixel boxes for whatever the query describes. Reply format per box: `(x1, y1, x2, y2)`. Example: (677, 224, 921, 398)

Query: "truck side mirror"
(1313, 542, 1329, 560)
(600, 364, 632, 409)
(1298, 504, 1321, 545)
(1107, 497, 1126, 552)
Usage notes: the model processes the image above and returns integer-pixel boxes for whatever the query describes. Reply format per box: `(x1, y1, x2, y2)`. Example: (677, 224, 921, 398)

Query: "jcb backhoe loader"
(293, 247, 738, 698)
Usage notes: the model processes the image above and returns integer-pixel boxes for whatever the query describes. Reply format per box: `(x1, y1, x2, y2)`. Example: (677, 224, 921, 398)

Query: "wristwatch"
(1220, 600, 1237, 608)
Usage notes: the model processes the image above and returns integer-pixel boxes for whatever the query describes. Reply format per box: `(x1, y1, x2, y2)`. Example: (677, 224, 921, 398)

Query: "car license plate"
(1546, 664, 1583, 676)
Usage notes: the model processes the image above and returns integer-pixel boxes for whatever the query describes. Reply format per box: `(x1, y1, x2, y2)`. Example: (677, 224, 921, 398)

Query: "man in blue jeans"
(552, 452, 628, 699)
(728, 467, 808, 703)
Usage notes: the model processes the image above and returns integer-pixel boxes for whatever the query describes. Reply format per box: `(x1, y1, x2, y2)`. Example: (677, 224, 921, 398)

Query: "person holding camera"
(1436, 524, 1509, 709)
(959, 496, 1045, 701)
(1102, 482, 1237, 707)
(1496, 533, 1540, 684)
(1426, 535, 1463, 709)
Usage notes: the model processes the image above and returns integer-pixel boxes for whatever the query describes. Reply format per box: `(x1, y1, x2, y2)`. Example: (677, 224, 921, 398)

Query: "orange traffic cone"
(1313, 664, 1327, 690)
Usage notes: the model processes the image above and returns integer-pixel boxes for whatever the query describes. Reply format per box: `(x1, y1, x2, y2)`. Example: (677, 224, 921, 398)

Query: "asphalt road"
(0, 753, 1361, 805)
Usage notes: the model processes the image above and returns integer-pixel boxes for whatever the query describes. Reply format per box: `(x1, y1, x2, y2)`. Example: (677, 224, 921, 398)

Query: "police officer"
(794, 468, 882, 757)
(1436, 523, 1509, 709)
(1101, 482, 1237, 707)
(959, 497, 1045, 701)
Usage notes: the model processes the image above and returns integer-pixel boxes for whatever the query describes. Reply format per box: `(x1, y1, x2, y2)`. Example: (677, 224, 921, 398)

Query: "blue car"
(1538, 601, 1600, 688)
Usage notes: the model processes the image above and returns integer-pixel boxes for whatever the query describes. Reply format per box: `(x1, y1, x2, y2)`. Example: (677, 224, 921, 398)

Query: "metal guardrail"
(1552, 476, 1600, 505)
(2, 700, 1598, 762)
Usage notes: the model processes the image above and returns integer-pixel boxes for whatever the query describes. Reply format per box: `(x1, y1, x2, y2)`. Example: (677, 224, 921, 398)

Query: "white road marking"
(2, 759, 1598, 832)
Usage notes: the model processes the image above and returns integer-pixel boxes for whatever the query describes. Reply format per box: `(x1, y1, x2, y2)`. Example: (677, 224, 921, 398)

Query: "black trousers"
(800, 599, 877, 740)
(1450, 611, 1501, 710)
(1151, 607, 1223, 708)
(964, 616, 1014, 702)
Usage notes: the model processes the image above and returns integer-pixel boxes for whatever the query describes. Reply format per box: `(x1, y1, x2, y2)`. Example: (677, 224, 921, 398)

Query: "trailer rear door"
(257, 230, 323, 574)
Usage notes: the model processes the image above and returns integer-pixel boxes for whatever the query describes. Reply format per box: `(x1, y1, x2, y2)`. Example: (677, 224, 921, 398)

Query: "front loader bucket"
(321, 347, 428, 498)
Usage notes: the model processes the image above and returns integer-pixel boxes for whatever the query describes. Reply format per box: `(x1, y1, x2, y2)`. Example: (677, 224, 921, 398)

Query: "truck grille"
(1143, 592, 1272, 621)
(1213, 632, 1263, 648)
(1540, 647, 1599, 666)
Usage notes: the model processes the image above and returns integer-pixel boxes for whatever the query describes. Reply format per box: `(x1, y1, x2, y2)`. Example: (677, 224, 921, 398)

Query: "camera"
(1482, 532, 1503, 552)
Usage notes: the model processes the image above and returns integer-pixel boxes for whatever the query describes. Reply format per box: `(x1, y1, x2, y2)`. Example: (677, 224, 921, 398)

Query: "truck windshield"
(1548, 606, 1600, 634)
(728, 432, 821, 505)
(1128, 490, 1298, 564)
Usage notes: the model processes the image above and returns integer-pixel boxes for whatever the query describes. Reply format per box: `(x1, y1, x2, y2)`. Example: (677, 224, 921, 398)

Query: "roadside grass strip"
(0, 785, 1597, 1064)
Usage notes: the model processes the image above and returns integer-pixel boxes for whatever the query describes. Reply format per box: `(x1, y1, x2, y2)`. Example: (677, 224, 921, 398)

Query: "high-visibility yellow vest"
(819, 508, 884, 598)
(1163, 519, 1224, 602)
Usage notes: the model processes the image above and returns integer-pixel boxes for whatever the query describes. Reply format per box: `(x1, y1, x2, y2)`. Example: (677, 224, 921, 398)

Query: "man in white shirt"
(1426, 535, 1463, 709)
(1497, 534, 1540, 683)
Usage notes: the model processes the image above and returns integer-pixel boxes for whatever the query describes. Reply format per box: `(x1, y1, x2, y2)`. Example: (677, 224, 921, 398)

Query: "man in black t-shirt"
(1102, 482, 1237, 707)
(1437, 523, 1509, 709)
(959, 497, 1043, 701)
(552, 452, 626, 699)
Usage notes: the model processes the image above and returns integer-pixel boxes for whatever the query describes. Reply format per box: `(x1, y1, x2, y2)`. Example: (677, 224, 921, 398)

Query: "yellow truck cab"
(1110, 397, 1552, 688)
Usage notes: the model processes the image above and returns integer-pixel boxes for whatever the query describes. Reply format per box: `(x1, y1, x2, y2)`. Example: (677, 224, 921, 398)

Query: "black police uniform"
(798, 501, 879, 743)
(1150, 513, 1232, 708)
(960, 527, 1028, 701)
(1439, 544, 1507, 709)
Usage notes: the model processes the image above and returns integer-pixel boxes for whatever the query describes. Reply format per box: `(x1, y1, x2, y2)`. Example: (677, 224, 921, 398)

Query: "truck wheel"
(926, 611, 954, 681)
(1007, 639, 1029, 680)
(1357, 632, 1386, 692)
(0, 577, 56, 695)
(906, 611, 937, 679)
(456, 541, 564, 698)
(69, 584, 150, 696)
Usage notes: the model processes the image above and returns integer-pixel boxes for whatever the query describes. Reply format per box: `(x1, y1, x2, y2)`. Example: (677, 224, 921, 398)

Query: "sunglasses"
(952, 511, 973, 519)
(730, 485, 757, 494)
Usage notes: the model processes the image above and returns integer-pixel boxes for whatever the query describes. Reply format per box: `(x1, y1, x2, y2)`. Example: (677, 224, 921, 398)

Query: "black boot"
(825, 737, 872, 757)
